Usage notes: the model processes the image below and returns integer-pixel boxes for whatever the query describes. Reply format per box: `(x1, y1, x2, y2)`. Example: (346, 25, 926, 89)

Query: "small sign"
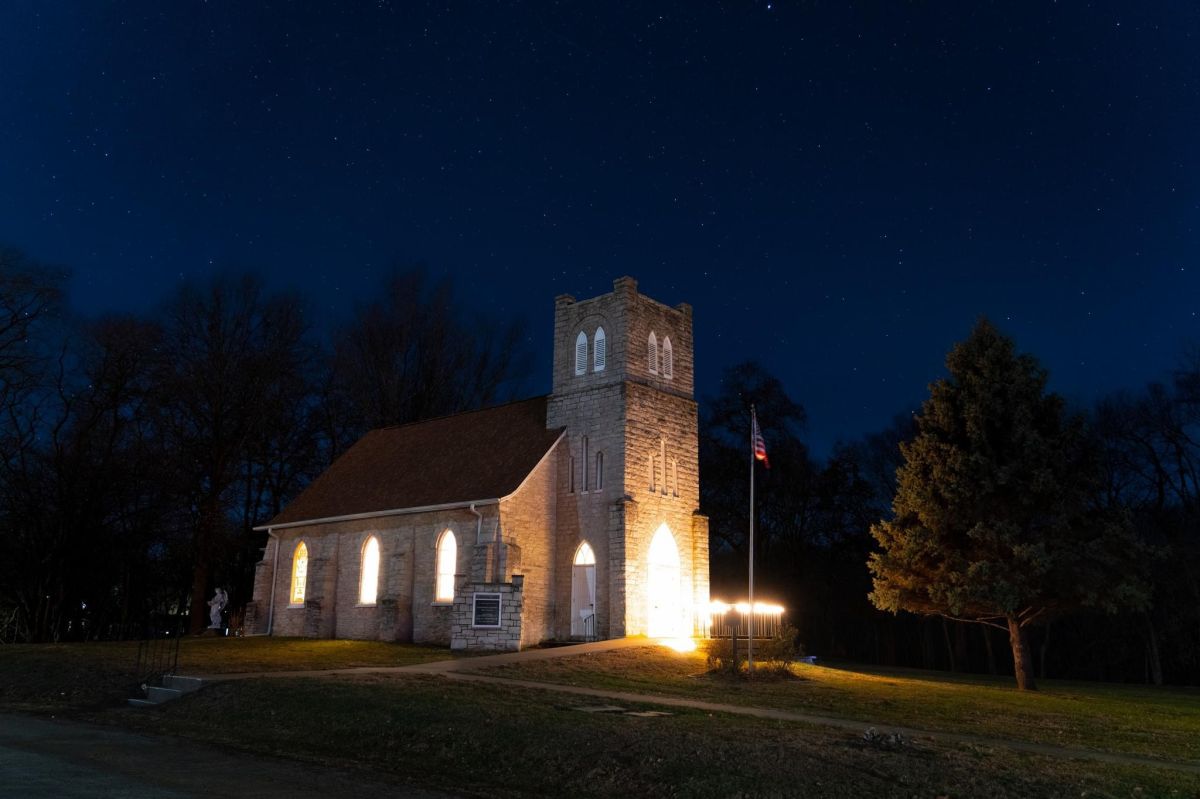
(472, 592, 502, 628)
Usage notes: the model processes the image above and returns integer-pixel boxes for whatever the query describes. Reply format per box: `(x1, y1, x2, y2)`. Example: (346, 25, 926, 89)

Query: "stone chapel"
(245, 277, 710, 650)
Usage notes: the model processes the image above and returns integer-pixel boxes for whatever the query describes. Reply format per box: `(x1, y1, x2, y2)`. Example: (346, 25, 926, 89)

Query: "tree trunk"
(1144, 612, 1164, 686)
(941, 617, 957, 672)
(921, 618, 935, 669)
(1008, 617, 1037, 691)
(188, 558, 210, 635)
(982, 624, 998, 675)
(1039, 621, 1051, 680)
(188, 495, 221, 634)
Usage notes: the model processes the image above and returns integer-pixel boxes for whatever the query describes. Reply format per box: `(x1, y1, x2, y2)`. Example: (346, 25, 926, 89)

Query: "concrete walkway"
(191, 635, 648, 682)
(0, 713, 452, 798)
(188, 638, 1200, 778)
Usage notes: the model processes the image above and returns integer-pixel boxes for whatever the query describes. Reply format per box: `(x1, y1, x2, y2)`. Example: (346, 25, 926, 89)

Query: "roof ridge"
(372, 394, 549, 433)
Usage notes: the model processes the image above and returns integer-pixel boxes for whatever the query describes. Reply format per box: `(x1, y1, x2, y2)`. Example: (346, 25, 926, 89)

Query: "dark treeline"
(0, 249, 527, 642)
(704, 357, 1200, 686)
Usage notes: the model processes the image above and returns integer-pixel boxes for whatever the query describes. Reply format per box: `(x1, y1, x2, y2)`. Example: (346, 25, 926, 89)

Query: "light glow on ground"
(658, 637, 698, 653)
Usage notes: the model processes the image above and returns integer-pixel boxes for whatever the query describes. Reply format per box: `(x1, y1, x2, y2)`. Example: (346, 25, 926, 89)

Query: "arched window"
(435, 529, 457, 602)
(648, 332, 659, 374)
(359, 536, 380, 605)
(568, 455, 576, 493)
(593, 327, 606, 372)
(574, 541, 596, 565)
(575, 331, 588, 376)
(662, 337, 674, 379)
(290, 541, 308, 605)
(595, 451, 604, 491)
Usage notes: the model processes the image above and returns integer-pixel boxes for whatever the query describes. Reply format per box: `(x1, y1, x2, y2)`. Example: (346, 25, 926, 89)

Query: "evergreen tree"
(868, 319, 1147, 690)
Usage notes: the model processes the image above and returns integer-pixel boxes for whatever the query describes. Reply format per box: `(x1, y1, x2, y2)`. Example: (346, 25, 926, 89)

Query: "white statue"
(207, 587, 228, 629)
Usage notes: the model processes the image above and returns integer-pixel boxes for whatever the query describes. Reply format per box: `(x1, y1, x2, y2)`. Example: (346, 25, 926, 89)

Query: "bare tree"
(0, 313, 173, 641)
(0, 249, 63, 403)
(325, 270, 529, 455)
(156, 274, 312, 634)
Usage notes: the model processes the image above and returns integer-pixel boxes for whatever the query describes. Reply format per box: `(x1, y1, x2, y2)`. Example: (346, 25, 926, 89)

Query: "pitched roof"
(265, 396, 563, 528)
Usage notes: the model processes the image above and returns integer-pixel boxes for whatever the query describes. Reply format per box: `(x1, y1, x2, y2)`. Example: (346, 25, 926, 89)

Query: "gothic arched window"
(290, 541, 308, 606)
(359, 535, 380, 605)
(435, 529, 457, 602)
(662, 337, 674, 379)
(648, 332, 659, 374)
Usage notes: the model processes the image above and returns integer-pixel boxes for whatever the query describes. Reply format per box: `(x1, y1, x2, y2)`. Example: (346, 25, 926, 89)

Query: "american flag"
(752, 408, 770, 469)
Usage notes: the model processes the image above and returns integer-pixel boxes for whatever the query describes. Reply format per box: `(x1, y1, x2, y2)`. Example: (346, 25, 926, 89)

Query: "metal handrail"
(582, 612, 597, 642)
(133, 625, 181, 690)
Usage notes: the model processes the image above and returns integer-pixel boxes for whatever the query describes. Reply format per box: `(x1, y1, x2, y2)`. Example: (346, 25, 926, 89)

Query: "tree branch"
(937, 613, 1009, 632)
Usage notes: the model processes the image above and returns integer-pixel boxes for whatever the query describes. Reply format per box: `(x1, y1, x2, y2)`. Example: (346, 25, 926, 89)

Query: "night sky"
(3, 2, 1198, 454)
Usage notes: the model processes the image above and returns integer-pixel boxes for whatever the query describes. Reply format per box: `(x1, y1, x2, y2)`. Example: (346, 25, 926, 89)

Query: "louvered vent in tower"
(594, 327, 606, 371)
(575, 331, 587, 375)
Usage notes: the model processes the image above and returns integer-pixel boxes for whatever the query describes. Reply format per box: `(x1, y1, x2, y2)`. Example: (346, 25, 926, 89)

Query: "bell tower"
(547, 276, 709, 639)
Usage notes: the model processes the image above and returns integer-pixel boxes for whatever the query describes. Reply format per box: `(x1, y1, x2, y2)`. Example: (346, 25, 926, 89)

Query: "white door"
(571, 543, 596, 637)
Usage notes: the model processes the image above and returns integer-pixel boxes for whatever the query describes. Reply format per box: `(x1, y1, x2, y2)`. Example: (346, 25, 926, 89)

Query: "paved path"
(190, 635, 647, 682)
(0, 713, 452, 799)
(417, 635, 651, 671)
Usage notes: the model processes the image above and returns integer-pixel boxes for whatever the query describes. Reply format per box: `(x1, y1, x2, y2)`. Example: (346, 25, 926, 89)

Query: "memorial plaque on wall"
(472, 592, 502, 627)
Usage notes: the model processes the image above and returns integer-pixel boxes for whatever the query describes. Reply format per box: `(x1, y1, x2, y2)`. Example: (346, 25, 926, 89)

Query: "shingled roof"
(263, 396, 564, 528)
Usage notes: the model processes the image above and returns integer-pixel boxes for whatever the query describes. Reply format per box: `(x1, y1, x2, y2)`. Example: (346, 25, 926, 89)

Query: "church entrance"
(646, 524, 683, 637)
(571, 542, 597, 639)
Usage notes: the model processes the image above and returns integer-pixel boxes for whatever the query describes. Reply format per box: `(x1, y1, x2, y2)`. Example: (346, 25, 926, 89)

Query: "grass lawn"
(95, 673, 1199, 799)
(5, 639, 1197, 796)
(0, 637, 450, 713)
(481, 644, 1200, 764)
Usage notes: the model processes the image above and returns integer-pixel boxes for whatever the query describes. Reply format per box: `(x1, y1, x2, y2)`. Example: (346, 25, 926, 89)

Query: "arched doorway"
(571, 542, 597, 638)
(646, 524, 683, 637)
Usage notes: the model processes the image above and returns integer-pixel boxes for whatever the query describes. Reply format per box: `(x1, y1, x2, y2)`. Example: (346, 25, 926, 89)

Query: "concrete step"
(162, 675, 204, 693)
(145, 686, 183, 704)
(126, 698, 158, 708)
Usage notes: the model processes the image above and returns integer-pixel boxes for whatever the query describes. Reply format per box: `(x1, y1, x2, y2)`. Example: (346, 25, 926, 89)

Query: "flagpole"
(748, 405, 756, 676)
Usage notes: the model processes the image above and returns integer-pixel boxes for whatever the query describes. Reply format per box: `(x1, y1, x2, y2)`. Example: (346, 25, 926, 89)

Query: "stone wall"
(548, 381, 625, 640)
(498, 439, 559, 647)
(252, 505, 500, 644)
(622, 380, 705, 632)
(450, 577, 524, 651)
(690, 511, 712, 634)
